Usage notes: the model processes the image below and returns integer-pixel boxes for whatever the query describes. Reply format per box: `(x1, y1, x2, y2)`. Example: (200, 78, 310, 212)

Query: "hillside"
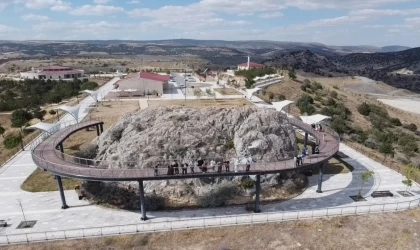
(264, 48, 420, 92)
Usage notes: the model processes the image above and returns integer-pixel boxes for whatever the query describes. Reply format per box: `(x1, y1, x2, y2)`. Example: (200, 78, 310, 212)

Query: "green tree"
(358, 170, 374, 200)
(379, 142, 394, 161)
(193, 89, 203, 100)
(402, 179, 413, 196)
(32, 107, 46, 121)
(0, 125, 5, 138)
(288, 68, 297, 80)
(164, 69, 170, 74)
(245, 77, 255, 89)
(357, 102, 371, 116)
(11, 109, 33, 128)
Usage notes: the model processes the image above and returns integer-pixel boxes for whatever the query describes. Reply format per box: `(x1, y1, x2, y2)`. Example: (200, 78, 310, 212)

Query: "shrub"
(145, 194, 166, 211)
(404, 123, 418, 132)
(276, 94, 286, 101)
(323, 97, 336, 106)
(364, 138, 378, 149)
(110, 127, 124, 141)
(49, 110, 56, 115)
(134, 123, 144, 132)
(241, 178, 254, 189)
(3, 135, 21, 149)
(197, 184, 237, 208)
(357, 102, 370, 116)
(390, 117, 402, 126)
(225, 140, 234, 150)
(11, 109, 33, 127)
(330, 90, 338, 99)
(311, 82, 323, 91)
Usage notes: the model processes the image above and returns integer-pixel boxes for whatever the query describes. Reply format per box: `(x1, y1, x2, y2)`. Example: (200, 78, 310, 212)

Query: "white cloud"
(0, 24, 19, 33)
(349, 8, 420, 17)
(33, 21, 131, 37)
(259, 12, 283, 19)
(22, 0, 71, 11)
(127, 0, 139, 3)
(70, 5, 124, 16)
(21, 14, 50, 21)
(94, 0, 111, 4)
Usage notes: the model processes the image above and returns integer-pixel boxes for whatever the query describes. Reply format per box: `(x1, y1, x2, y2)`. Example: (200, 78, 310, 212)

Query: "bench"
(371, 191, 393, 198)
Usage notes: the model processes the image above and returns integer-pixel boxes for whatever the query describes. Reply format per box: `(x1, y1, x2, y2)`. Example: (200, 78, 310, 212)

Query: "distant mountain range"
(0, 39, 418, 93)
(0, 39, 411, 59)
(265, 47, 420, 93)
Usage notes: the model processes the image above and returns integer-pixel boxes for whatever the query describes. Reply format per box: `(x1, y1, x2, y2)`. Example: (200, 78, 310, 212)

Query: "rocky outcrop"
(95, 106, 297, 169)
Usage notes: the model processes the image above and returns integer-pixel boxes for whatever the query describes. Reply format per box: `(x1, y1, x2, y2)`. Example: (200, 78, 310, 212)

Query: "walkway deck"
(31, 118, 340, 181)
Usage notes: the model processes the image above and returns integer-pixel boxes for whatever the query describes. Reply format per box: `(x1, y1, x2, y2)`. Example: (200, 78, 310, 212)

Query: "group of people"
(293, 143, 320, 167)
(311, 123, 323, 132)
(154, 159, 249, 176)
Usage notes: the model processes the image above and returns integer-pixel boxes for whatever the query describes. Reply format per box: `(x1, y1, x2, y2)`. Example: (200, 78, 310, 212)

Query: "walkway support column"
(56, 176, 69, 209)
(316, 162, 325, 193)
(96, 125, 100, 136)
(100, 123, 104, 133)
(254, 174, 261, 213)
(138, 180, 148, 220)
(304, 132, 309, 148)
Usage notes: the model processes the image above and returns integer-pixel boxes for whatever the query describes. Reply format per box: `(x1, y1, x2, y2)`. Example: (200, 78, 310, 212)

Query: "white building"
(20, 66, 85, 80)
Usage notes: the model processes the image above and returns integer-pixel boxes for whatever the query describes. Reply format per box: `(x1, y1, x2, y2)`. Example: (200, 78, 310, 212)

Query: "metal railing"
(1, 197, 418, 245)
(30, 116, 340, 180)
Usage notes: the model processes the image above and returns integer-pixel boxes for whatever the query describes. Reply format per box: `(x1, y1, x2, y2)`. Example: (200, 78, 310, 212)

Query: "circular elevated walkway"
(31, 118, 340, 182)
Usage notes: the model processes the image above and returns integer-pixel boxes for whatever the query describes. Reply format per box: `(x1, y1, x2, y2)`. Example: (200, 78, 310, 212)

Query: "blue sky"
(0, 0, 419, 47)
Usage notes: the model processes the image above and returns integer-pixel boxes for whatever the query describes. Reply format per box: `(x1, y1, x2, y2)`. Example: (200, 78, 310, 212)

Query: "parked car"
(180, 84, 185, 88)
(0, 220, 7, 227)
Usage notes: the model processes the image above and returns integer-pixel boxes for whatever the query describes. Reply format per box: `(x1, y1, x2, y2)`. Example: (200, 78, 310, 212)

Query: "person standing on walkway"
(182, 163, 187, 174)
(154, 163, 160, 176)
(189, 161, 195, 174)
(293, 155, 297, 167)
(217, 161, 223, 173)
(210, 159, 216, 172)
(224, 160, 230, 172)
(174, 161, 179, 175)
(167, 165, 171, 175)
(246, 159, 251, 172)
(234, 159, 239, 172)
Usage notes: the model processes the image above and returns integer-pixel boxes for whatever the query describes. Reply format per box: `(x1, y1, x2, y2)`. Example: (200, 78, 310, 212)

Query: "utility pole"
(17, 198, 28, 227)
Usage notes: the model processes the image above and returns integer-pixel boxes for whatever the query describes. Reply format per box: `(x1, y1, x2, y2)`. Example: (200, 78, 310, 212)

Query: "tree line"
(0, 78, 98, 112)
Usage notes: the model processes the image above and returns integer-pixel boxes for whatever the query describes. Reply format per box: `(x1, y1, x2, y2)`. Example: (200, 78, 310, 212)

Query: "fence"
(1, 198, 419, 245)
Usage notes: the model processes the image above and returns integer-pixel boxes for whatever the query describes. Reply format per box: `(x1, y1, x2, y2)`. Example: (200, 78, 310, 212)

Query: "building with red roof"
(113, 72, 170, 96)
(20, 66, 85, 80)
(237, 56, 264, 70)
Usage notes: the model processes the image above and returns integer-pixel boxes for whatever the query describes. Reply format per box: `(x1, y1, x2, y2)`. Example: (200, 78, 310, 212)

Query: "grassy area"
(21, 168, 80, 192)
(148, 99, 250, 108)
(214, 88, 241, 95)
(3, 209, 420, 250)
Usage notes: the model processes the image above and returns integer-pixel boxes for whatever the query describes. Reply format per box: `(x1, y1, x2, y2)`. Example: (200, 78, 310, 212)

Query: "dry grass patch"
(3, 209, 420, 250)
(148, 99, 250, 109)
(21, 168, 80, 192)
(214, 88, 241, 95)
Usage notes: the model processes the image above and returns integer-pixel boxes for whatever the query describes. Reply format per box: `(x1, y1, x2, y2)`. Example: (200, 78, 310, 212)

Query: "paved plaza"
(0, 77, 419, 243)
